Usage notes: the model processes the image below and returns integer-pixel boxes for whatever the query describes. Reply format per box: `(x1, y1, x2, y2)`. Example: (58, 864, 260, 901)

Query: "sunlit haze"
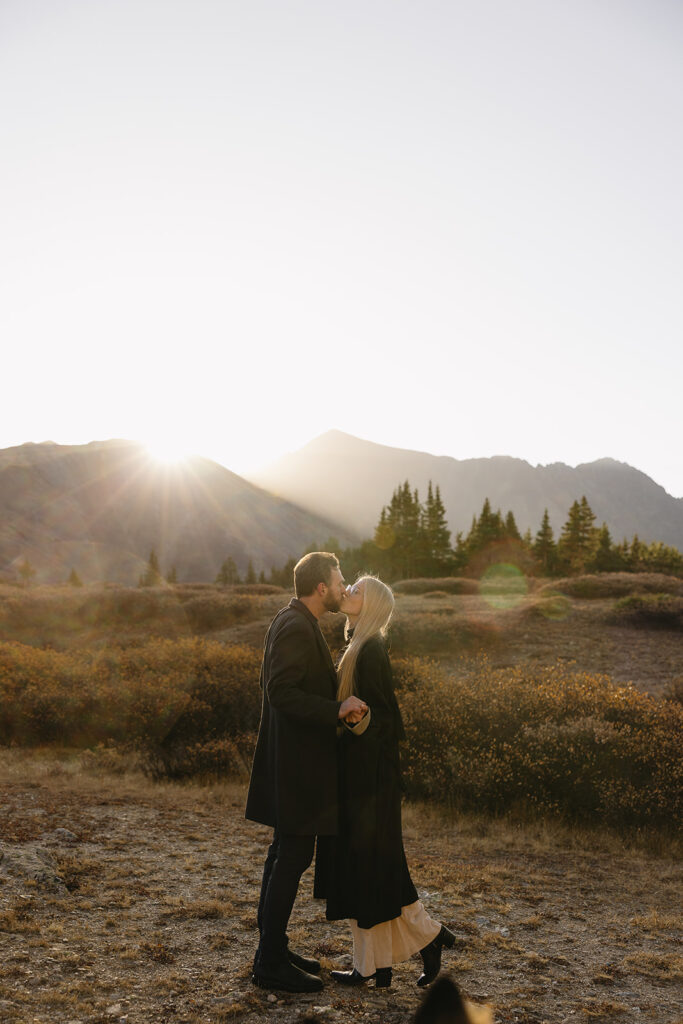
(2, 1, 682, 495)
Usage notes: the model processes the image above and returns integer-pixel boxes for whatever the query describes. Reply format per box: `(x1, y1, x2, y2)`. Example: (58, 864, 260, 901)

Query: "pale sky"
(2, 0, 682, 496)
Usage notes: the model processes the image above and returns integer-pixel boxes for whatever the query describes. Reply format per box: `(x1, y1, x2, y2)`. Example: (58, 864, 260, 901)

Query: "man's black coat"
(245, 599, 342, 836)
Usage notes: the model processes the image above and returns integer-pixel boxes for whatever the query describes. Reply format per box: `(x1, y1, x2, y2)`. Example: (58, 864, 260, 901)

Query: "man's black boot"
(252, 959, 324, 993)
(287, 949, 321, 974)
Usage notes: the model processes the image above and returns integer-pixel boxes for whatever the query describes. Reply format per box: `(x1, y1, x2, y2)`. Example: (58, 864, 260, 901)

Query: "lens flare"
(374, 524, 396, 551)
(479, 563, 528, 610)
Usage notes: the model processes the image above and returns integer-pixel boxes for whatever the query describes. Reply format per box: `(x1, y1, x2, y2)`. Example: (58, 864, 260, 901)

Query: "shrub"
(392, 577, 480, 595)
(142, 735, 256, 781)
(232, 584, 286, 596)
(395, 658, 683, 831)
(0, 638, 262, 748)
(181, 595, 257, 632)
(540, 573, 682, 600)
(521, 593, 573, 621)
(0, 584, 271, 642)
(3, 634, 681, 833)
(608, 594, 683, 631)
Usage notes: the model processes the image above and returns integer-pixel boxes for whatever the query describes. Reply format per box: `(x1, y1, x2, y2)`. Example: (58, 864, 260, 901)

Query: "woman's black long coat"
(315, 635, 418, 930)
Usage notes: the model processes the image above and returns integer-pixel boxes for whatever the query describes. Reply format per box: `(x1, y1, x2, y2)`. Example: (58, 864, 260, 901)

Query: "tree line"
(13, 482, 683, 588)
(270, 481, 683, 584)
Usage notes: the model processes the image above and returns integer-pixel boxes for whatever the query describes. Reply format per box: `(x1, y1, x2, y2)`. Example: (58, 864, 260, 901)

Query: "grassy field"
(1, 575, 682, 1022)
(2, 573, 680, 695)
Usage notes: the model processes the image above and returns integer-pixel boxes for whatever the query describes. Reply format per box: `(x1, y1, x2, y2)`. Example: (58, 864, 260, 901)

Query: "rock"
(106, 1004, 122, 1016)
(53, 828, 79, 843)
(266, 993, 277, 1002)
(0, 842, 66, 891)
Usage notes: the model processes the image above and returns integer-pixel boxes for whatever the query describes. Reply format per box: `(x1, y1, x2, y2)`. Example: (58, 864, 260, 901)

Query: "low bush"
(395, 657, 682, 831)
(539, 573, 682, 600)
(0, 638, 262, 748)
(0, 584, 273, 643)
(2, 636, 681, 833)
(608, 594, 683, 631)
(232, 584, 286, 596)
(521, 593, 573, 621)
(389, 611, 499, 654)
(392, 577, 480, 595)
(181, 595, 258, 632)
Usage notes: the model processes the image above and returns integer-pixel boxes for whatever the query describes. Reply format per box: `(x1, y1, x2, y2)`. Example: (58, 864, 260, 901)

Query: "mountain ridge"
(249, 431, 683, 549)
(0, 440, 357, 584)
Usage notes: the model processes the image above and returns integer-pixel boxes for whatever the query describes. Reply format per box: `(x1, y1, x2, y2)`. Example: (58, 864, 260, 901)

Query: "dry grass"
(1, 752, 681, 1024)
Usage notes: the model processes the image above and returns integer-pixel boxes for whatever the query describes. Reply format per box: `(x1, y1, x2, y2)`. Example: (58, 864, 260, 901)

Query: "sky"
(1, 0, 682, 496)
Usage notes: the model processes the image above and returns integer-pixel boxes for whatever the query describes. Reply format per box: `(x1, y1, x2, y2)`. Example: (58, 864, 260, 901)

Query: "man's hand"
(338, 696, 368, 723)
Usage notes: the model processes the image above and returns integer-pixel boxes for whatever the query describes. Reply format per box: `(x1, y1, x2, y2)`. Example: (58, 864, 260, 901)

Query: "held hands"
(338, 695, 368, 724)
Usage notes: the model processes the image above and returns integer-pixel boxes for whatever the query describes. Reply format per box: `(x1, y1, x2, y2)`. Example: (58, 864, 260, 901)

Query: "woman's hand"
(338, 695, 368, 723)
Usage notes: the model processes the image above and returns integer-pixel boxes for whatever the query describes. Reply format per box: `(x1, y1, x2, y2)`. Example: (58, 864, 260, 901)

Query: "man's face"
(320, 567, 346, 613)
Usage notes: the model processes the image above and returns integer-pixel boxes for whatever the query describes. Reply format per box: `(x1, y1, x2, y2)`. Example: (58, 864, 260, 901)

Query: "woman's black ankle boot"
(417, 925, 456, 987)
(331, 966, 392, 988)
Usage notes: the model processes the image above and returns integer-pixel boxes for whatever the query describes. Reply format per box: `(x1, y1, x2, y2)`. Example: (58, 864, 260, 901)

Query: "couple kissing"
(245, 551, 454, 993)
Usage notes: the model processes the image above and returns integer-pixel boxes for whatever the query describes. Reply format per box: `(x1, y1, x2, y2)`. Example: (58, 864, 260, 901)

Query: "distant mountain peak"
(249, 432, 683, 548)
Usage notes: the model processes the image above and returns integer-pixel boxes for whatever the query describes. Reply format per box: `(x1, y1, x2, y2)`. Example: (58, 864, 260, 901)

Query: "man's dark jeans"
(256, 831, 316, 971)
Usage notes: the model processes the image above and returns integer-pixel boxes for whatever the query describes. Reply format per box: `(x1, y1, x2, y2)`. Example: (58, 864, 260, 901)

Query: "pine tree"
(504, 510, 521, 541)
(245, 559, 257, 584)
(557, 497, 598, 575)
(67, 567, 83, 587)
(592, 524, 617, 572)
(18, 558, 36, 587)
(629, 535, 644, 572)
(533, 508, 556, 575)
(215, 556, 240, 585)
(426, 483, 452, 575)
(166, 566, 178, 584)
(139, 549, 163, 587)
(377, 481, 424, 579)
(268, 557, 296, 589)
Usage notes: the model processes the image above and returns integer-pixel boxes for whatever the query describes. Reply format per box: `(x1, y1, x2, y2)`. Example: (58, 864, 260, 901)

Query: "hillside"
(249, 431, 683, 548)
(0, 441, 356, 584)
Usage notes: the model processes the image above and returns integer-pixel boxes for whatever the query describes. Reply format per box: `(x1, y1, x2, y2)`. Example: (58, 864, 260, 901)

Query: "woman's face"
(340, 579, 365, 618)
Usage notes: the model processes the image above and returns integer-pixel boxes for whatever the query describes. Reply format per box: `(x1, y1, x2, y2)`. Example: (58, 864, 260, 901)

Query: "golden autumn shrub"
(2, 634, 681, 831)
(0, 638, 262, 749)
(394, 657, 683, 830)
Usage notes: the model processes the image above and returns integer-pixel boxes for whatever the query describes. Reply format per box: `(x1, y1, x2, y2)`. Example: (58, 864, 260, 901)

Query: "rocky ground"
(1, 752, 681, 1024)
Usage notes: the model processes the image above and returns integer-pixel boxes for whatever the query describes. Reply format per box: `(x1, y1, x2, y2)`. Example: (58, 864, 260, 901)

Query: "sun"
(144, 438, 194, 465)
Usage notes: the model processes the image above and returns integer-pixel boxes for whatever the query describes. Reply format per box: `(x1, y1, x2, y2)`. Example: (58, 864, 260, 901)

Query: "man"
(245, 551, 367, 993)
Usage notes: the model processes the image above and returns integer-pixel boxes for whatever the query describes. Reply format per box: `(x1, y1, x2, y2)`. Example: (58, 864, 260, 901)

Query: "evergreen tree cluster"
(268, 483, 683, 585)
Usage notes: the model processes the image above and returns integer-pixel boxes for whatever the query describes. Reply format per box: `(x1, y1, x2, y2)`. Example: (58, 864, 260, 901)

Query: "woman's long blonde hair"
(337, 575, 395, 702)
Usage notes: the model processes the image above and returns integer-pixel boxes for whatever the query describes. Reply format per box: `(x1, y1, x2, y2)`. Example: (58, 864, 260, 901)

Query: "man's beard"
(322, 592, 341, 613)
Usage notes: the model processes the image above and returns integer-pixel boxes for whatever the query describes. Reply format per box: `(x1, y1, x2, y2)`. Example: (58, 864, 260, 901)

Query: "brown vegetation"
(0, 753, 681, 1024)
(1, 578, 681, 833)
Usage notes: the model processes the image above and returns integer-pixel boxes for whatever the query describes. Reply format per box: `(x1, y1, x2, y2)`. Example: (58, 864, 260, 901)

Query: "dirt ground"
(477, 598, 682, 698)
(1, 753, 681, 1024)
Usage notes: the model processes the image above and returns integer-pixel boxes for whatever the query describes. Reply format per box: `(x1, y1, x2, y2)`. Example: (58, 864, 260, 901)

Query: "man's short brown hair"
(294, 551, 340, 598)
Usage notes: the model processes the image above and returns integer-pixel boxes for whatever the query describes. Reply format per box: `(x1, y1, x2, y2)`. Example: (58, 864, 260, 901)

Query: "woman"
(315, 575, 455, 988)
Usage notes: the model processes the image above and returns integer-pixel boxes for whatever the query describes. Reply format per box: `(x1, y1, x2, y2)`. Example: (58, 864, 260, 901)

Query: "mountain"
(249, 431, 683, 550)
(0, 440, 357, 584)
